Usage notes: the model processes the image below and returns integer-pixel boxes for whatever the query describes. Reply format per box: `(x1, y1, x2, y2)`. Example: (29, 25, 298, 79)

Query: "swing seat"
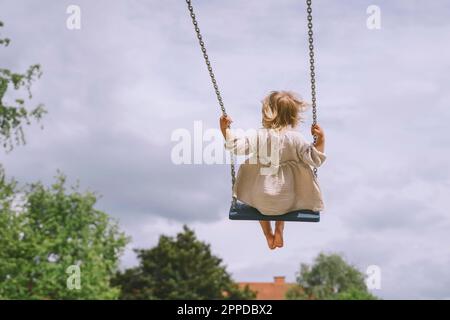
(229, 201, 320, 222)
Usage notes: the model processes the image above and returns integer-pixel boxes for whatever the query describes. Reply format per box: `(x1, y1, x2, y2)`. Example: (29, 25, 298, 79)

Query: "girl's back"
(227, 128, 326, 215)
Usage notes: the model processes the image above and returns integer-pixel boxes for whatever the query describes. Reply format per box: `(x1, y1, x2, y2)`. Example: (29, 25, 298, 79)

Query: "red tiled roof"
(238, 276, 297, 300)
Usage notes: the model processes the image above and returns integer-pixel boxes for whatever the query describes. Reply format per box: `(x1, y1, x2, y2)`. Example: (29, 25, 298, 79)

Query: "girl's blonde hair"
(261, 91, 308, 130)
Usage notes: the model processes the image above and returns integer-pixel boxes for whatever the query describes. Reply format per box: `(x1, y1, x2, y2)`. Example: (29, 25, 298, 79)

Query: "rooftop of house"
(238, 276, 297, 300)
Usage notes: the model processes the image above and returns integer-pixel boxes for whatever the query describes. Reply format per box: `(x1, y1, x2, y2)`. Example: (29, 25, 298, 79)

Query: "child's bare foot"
(259, 221, 276, 250)
(274, 221, 284, 248)
(274, 230, 284, 248)
(265, 233, 276, 250)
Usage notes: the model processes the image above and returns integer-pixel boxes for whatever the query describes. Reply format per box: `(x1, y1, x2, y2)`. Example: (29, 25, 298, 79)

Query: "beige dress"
(225, 128, 326, 215)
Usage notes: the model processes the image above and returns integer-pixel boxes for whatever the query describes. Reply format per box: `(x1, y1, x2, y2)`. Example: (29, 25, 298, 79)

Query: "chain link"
(185, 0, 237, 207)
(186, 1, 226, 116)
(306, 0, 318, 177)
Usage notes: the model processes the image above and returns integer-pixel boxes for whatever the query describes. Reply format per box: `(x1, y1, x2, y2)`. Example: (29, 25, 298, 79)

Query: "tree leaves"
(0, 21, 46, 152)
(0, 21, 10, 47)
(113, 226, 256, 300)
(0, 173, 130, 299)
(286, 253, 378, 300)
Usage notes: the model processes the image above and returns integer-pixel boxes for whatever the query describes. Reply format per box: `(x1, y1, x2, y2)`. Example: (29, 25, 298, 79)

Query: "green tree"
(286, 253, 378, 300)
(336, 288, 378, 300)
(0, 20, 46, 151)
(113, 226, 255, 300)
(0, 174, 129, 299)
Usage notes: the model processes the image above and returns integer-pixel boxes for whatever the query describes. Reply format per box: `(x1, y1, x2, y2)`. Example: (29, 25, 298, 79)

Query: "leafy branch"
(0, 20, 46, 152)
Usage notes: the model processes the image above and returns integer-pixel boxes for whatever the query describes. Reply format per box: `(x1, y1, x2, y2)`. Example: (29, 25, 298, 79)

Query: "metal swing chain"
(185, 0, 237, 206)
(306, 0, 319, 177)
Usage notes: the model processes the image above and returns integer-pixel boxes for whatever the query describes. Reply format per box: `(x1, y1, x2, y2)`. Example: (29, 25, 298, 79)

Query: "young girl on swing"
(220, 91, 326, 250)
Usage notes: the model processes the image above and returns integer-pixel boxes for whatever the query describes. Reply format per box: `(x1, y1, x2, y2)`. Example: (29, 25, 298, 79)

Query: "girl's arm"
(296, 126, 326, 168)
(311, 124, 325, 153)
(220, 115, 232, 139)
(220, 115, 255, 156)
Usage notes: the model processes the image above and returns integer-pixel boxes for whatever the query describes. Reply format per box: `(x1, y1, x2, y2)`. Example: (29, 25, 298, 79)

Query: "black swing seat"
(229, 201, 320, 222)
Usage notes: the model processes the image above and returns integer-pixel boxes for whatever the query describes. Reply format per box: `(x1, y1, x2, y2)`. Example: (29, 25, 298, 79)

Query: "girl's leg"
(274, 221, 285, 248)
(259, 221, 275, 250)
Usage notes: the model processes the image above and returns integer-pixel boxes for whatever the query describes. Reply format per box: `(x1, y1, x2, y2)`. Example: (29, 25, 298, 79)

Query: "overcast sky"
(1, 0, 450, 299)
